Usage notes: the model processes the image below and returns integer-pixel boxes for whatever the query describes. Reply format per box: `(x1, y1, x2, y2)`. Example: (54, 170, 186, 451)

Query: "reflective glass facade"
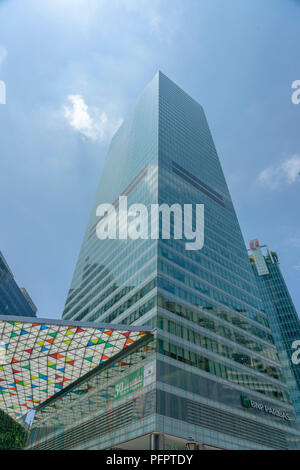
(249, 241, 300, 424)
(0, 251, 37, 317)
(59, 72, 300, 449)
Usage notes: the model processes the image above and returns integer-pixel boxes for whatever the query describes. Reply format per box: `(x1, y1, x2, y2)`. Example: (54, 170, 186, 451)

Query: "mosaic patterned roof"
(31, 343, 155, 429)
(0, 316, 148, 420)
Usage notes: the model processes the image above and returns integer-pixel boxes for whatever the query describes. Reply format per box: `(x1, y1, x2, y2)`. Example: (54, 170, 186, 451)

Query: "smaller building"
(249, 240, 300, 424)
(0, 251, 37, 317)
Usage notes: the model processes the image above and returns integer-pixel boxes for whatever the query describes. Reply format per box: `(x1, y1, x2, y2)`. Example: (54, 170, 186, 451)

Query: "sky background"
(0, 0, 299, 320)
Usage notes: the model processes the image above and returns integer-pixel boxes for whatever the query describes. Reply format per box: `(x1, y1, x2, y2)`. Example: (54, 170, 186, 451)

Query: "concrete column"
(150, 433, 161, 450)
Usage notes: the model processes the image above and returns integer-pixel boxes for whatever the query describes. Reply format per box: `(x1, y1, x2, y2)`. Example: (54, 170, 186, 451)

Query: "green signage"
(240, 395, 292, 421)
(240, 395, 251, 409)
(113, 367, 144, 401)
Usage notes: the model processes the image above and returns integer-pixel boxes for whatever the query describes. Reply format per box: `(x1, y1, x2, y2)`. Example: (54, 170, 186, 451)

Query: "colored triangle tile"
(47, 362, 56, 368)
(125, 338, 134, 345)
(65, 331, 74, 336)
(48, 332, 57, 338)
(49, 353, 64, 359)
(104, 330, 113, 336)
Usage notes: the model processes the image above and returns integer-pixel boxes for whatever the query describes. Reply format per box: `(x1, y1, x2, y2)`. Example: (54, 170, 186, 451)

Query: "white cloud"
(63, 94, 123, 142)
(0, 45, 7, 65)
(31, 0, 103, 28)
(32, 0, 163, 35)
(149, 12, 162, 30)
(257, 155, 300, 189)
(282, 156, 300, 183)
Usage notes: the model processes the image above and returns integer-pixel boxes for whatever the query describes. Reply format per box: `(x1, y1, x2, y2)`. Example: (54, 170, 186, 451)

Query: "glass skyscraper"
(249, 240, 300, 425)
(59, 72, 300, 449)
(0, 251, 37, 317)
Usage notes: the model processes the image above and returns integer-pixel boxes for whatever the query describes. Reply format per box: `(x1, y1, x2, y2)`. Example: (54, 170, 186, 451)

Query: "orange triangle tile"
(125, 338, 134, 345)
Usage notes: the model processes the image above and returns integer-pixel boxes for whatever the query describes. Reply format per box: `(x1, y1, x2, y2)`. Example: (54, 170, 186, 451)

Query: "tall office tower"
(61, 73, 300, 449)
(249, 240, 300, 425)
(0, 251, 37, 317)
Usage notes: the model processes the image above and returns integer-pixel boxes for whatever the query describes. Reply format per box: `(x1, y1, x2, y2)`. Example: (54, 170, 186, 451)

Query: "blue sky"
(0, 0, 299, 319)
